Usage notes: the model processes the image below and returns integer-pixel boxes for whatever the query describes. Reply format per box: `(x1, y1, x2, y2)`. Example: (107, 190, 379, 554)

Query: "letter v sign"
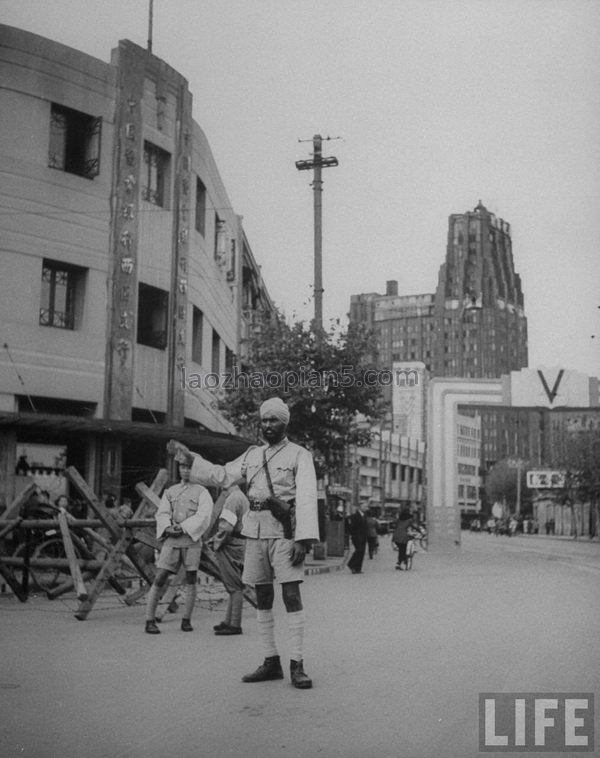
(537, 369, 565, 405)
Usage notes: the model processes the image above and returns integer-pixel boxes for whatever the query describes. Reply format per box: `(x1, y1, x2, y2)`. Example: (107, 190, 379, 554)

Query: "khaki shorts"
(156, 543, 202, 573)
(242, 537, 304, 586)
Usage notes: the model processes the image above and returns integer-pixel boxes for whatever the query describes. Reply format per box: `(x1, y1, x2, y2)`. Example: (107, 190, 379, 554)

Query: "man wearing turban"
(167, 397, 319, 689)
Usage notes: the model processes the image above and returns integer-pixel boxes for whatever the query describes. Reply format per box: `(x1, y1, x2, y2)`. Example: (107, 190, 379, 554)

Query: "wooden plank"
(134, 482, 162, 513)
(135, 470, 169, 517)
(74, 531, 132, 620)
(67, 467, 168, 616)
(57, 509, 88, 602)
(65, 467, 122, 540)
(122, 471, 170, 606)
(0, 561, 27, 602)
(66, 466, 156, 587)
(0, 481, 38, 523)
(46, 516, 127, 598)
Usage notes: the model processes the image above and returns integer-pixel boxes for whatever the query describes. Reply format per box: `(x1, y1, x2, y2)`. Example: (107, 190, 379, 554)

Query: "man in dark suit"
(346, 504, 369, 574)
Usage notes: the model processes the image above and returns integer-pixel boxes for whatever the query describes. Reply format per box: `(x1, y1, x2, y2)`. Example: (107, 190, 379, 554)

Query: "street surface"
(1, 532, 599, 758)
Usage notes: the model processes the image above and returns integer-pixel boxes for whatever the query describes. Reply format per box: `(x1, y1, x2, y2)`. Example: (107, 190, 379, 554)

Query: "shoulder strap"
(262, 449, 275, 497)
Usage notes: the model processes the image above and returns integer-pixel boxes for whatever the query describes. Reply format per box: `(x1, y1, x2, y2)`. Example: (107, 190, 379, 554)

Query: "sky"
(2, 0, 600, 377)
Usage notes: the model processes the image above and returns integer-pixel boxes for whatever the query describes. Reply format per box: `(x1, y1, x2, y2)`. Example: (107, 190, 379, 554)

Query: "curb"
(304, 551, 349, 576)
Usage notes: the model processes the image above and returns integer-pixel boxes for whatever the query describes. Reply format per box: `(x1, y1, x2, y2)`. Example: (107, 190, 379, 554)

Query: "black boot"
(181, 618, 193, 632)
(145, 620, 160, 635)
(290, 659, 312, 689)
(241, 656, 284, 683)
(214, 624, 242, 635)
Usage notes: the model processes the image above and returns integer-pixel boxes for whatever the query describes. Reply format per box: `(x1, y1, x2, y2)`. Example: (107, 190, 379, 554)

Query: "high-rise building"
(350, 202, 528, 381)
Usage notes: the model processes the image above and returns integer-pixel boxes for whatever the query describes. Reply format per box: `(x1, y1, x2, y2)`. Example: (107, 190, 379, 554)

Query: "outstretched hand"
(166, 439, 193, 465)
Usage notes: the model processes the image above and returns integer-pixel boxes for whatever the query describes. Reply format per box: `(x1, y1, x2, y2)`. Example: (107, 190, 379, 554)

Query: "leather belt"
(248, 499, 271, 512)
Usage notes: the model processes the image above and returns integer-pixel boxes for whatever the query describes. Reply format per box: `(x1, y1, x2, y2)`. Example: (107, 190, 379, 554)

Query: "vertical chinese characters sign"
(105, 43, 145, 420)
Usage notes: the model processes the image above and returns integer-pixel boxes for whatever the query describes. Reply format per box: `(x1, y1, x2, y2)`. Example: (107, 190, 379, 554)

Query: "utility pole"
(147, 0, 154, 53)
(295, 135, 339, 330)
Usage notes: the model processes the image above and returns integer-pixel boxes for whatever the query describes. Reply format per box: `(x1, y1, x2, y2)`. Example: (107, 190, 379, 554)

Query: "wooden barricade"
(0, 481, 38, 601)
(0, 465, 256, 618)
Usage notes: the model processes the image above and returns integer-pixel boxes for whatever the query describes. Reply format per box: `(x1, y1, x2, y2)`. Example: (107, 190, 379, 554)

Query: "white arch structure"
(426, 378, 503, 551)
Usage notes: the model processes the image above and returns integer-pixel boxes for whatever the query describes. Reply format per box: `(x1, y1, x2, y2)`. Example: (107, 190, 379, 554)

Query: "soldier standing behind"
(209, 483, 249, 636)
(144, 461, 213, 634)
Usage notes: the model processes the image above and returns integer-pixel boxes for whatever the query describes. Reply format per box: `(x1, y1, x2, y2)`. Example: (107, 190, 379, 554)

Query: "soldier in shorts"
(144, 461, 213, 634)
(168, 396, 319, 689)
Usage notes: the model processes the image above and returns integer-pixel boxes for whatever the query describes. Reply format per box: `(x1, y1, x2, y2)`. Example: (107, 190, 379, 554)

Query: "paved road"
(1, 533, 599, 758)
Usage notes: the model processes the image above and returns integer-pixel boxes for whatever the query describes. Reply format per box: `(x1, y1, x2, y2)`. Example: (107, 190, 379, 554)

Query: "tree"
(484, 458, 531, 515)
(554, 425, 600, 539)
(217, 314, 385, 477)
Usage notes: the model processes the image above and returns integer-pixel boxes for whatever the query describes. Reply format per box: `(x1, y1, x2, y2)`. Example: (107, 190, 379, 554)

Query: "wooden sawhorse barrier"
(0, 466, 256, 619)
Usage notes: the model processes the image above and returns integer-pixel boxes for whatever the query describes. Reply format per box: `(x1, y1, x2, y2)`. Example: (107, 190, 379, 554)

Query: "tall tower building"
(432, 201, 527, 378)
(350, 202, 528, 381)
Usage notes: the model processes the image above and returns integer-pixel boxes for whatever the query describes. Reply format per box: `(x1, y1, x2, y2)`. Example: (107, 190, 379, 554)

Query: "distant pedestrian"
(366, 513, 379, 559)
(144, 461, 213, 635)
(392, 508, 414, 570)
(346, 504, 369, 574)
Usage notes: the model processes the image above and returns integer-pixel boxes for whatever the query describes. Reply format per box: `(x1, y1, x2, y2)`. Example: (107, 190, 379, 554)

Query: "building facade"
(456, 412, 482, 516)
(350, 202, 528, 381)
(353, 430, 425, 517)
(0, 26, 273, 505)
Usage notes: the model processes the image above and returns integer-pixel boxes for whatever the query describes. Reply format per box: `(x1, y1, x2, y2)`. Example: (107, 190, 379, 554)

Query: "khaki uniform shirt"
(190, 438, 319, 542)
(156, 481, 213, 547)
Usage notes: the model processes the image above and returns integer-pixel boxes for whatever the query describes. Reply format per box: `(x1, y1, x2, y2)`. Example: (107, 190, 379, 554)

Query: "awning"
(0, 412, 253, 462)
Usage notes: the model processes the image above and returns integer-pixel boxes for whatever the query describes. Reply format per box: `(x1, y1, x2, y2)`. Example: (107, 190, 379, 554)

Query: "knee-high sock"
(287, 610, 305, 662)
(256, 609, 278, 657)
(183, 583, 196, 620)
(228, 590, 244, 628)
(145, 583, 162, 621)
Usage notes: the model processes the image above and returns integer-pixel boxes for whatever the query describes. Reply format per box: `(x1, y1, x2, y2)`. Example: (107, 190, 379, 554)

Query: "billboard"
(526, 471, 565, 489)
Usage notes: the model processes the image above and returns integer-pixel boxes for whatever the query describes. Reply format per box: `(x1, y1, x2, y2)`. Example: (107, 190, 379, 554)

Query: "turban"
(259, 397, 290, 425)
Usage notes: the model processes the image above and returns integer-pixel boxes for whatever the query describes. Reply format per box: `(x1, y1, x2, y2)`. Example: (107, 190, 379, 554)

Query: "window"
(137, 283, 168, 349)
(142, 142, 169, 207)
(211, 330, 220, 374)
(195, 178, 206, 235)
(39, 259, 86, 330)
(214, 213, 225, 261)
(225, 346, 234, 374)
(48, 104, 101, 179)
(192, 306, 203, 364)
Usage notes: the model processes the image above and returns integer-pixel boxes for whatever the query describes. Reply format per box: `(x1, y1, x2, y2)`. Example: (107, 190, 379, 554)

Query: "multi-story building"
(0, 26, 273, 505)
(350, 202, 528, 381)
(350, 203, 529, 512)
(353, 430, 425, 517)
(456, 412, 482, 516)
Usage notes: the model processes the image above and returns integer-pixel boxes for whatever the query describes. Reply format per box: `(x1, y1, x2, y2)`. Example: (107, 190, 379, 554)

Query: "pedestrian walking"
(168, 396, 319, 689)
(208, 483, 249, 636)
(144, 461, 213, 635)
(346, 504, 368, 574)
(366, 513, 379, 559)
(392, 508, 414, 570)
